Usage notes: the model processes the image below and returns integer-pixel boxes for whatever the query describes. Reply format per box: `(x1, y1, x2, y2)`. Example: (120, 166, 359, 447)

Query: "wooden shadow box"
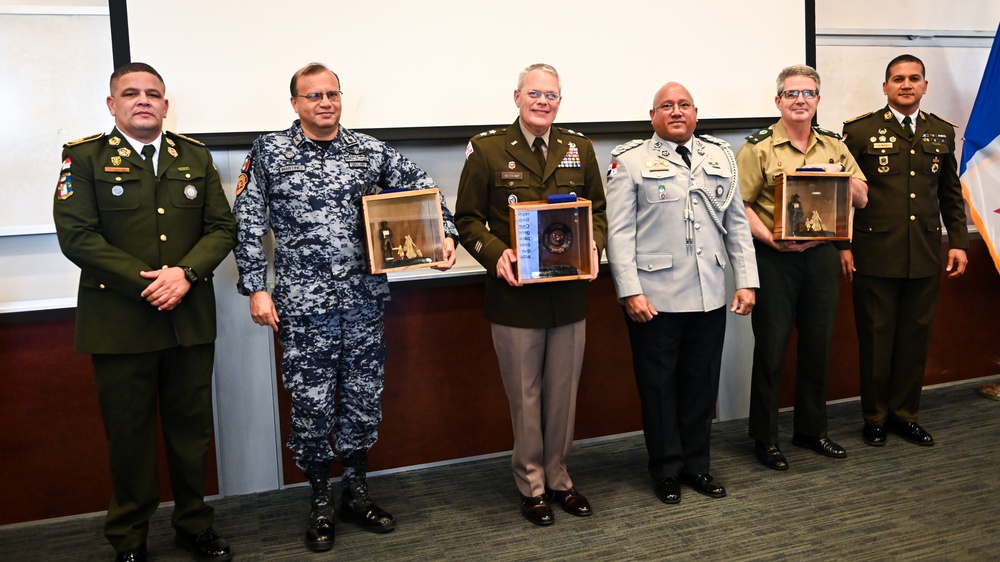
(508, 198, 593, 284)
(773, 171, 853, 241)
(362, 188, 447, 274)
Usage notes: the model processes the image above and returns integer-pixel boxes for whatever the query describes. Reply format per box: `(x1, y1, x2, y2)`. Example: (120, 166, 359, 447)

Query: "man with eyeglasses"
(53, 62, 236, 562)
(841, 54, 968, 447)
(605, 82, 758, 504)
(233, 62, 458, 551)
(454, 63, 607, 526)
(736, 64, 868, 472)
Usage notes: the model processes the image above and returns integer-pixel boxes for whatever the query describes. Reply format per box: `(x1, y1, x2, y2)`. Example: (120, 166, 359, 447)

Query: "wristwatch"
(180, 266, 199, 284)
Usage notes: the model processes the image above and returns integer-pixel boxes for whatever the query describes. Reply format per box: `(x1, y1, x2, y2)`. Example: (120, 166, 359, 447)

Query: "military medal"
(879, 156, 889, 166)
(879, 136, 886, 142)
(167, 147, 178, 158)
(112, 185, 124, 196)
(165, 137, 176, 147)
(889, 136, 896, 142)
(184, 185, 198, 200)
(111, 156, 121, 166)
(508, 161, 516, 170)
(878, 166, 890, 174)
(542, 222, 573, 254)
(931, 163, 940, 173)
(870, 136, 877, 142)
(118, 147, 131, 157)
(108, 137, 121, 146)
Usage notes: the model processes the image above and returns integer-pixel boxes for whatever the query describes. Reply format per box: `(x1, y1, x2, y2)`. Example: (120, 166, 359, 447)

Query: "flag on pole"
(960, 21, 1000, 274)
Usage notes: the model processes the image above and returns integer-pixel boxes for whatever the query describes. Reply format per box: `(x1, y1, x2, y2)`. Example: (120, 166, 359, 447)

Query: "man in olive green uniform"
(842, 54, 968, 447)
(455, 63, 607, 526)
(53, 63, 236, 562)
(736, 65, 868, 471)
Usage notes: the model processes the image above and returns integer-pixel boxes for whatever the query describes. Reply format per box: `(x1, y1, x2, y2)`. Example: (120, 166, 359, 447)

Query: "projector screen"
(120, 1, 809, 138)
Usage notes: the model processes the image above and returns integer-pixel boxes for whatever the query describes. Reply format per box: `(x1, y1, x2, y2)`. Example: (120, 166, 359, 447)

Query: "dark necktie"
(532, 137, 547, 171)
(902, 115, 914, 138)
(141, 144, 156, 162)
(676, 145, 692, 168)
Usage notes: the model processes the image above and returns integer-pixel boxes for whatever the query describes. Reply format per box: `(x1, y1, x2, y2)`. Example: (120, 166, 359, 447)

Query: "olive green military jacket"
(842, 106, 968, 278)
(455, 120, 608, 328)
(53, 128, 237, 353)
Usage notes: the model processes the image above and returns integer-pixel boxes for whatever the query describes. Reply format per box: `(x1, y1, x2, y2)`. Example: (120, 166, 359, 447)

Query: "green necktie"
(532, 137, 546, 171)
(902, 115, 914, 138)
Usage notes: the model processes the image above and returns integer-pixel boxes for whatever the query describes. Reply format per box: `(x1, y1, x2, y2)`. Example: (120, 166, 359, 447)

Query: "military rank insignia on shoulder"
(611, 139, 643, 157)
(698, 134, 729, 148)
(813, 126, 842, 140)
(843, 111, 874, 124)
(168, 131, 206, 146)
(558, 127, 587, 138)
(744, 128, 773, 144)
(475, 128, 505, 139)
(64, 132, 104, 147)
(926, 112, 957, 128)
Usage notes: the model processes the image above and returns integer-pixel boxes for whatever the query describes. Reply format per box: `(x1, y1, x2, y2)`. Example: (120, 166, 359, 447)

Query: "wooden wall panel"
(0, 311, 220, 525)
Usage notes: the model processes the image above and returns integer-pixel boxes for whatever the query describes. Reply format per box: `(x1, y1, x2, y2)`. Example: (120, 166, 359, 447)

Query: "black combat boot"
(304, 465, 335, 551)
(339, 453, 394, 533)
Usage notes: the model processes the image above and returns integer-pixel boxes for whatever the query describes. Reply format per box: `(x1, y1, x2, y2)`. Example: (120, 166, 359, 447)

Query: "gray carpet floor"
(2, 379, 999, 561)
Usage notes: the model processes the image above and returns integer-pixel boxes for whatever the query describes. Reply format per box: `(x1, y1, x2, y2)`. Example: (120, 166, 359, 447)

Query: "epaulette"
(64, 132, 104, 147)
(473, 127, 506, 140)
(557, 126, 588, 138)
(611, 139, 644, 157)
(925, 112, 957, 128)
(166, 131, 205, 146)
(843, 111, 874, 124)
(698, 134, 730, 148)
(813, 126, 842, 140)
(744, 128, 773, 144)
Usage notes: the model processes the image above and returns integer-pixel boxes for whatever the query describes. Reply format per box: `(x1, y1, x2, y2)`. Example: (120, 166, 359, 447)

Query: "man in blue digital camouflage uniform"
(233, 62, 458, 552)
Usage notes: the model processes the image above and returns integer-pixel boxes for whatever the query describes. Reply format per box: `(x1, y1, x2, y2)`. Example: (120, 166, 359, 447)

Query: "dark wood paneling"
(4, 240, 996, 520)
(0, 311, 220, 525)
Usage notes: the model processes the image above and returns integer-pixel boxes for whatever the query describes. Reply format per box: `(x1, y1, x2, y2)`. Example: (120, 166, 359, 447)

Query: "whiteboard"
(0, 11, 112, 235)
(125, 0, 807, 135)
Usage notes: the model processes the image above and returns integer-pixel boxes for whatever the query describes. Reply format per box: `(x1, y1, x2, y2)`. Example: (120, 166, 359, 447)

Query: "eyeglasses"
(655, 102, 695, 112)
(779, 89, 818, 100)
(297, 91, 343, 102)
(525, 90, 560, 101)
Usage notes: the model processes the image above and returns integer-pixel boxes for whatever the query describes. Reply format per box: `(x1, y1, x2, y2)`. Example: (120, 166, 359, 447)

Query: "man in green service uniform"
(736, 64, 868, 471)
(53, 63, 236, 562)
(455, 63, 607, 526)
(841, 54, 968, 447)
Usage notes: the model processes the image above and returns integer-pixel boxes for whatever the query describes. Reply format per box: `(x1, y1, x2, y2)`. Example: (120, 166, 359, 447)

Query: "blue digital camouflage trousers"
(279, 305, 386, 471)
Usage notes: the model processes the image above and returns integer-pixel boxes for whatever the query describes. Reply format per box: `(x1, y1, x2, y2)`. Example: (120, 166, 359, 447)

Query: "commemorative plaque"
(362, 188, 447, 274)
(508, 197, 594, 284)
(773, 171, 853, 241)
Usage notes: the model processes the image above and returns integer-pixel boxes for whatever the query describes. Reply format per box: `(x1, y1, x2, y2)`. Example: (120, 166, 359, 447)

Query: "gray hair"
(517, 63, 561, 92)
(775, 64, 820, 95)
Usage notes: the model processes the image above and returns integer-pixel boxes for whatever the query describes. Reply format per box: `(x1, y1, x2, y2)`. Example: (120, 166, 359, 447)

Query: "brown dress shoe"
(520, 494, 554, 526)
(979, 382, 1000, 401)
(548, 487, 593, 516)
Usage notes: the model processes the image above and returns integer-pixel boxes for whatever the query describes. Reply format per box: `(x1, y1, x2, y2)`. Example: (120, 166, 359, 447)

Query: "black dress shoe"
(175, 528, 231, 561)
(678, 474, 727, 498)
(520, 494, 554, 526)
(792, 434, 847, 458)
(654, 477, 681, 504)
(115, 544, 147, 562)
(547, 487, 593, 516)
(888, 420, 935, 446)
(754, 441, 789, 471)
(340, 482, 395, 533)
(862, 423, 887, 446)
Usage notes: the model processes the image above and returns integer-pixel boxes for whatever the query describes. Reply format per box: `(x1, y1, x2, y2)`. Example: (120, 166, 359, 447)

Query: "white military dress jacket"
(605, 133, 759, 312)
